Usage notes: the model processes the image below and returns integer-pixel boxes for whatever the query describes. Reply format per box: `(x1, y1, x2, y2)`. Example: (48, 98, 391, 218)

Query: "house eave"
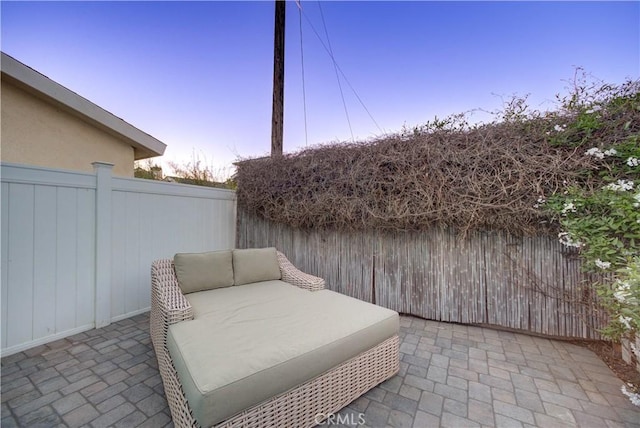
(1, 52, 166, 159)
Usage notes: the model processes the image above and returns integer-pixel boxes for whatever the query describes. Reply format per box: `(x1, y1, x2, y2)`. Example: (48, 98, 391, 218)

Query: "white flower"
(561, 202, 576, 215)
(585, 147, 616, 158)
(558, 232, 583, 248)
(594, 259, 611, 270)
(627, 157, 640, 167)
(554, 124, 565, 132)
(634, 193, 640, 208)
(604, 179, 634, 192)
(613, 279, 629, 302)
(533, 196, 546, 209)
(617, 280, 631, 291)
(614, 290, 628, 302)
(585, 147, 605, 159)
(621, 385, 640, 407)
(619, 315, 632, 330)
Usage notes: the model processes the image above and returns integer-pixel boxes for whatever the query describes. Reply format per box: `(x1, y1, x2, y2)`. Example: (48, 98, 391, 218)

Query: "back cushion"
(233, 247, 281, 286)
(174, 250, 234, 294)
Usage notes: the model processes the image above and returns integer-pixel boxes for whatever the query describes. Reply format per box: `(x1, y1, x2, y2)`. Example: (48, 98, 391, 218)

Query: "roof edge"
(1, 52, 166, 159)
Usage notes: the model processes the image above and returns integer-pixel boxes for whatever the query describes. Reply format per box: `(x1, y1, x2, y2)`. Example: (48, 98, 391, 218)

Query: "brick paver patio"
(2, 313, 639, 427)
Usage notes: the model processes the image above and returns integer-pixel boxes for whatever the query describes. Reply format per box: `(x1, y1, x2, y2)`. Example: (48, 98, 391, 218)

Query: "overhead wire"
(317, 1, 354, 142)
(294, 1, 384, 137)
(296, 0, 309, 147)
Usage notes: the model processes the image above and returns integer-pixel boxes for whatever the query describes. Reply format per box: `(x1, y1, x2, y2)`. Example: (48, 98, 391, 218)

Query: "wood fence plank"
(238, 212, 604, 339)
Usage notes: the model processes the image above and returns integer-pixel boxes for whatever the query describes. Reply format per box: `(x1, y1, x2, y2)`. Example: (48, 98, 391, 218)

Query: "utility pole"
(271, 0, 285, 157)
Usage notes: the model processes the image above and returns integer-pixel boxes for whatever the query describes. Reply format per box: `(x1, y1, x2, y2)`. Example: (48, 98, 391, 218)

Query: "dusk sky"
(2, 1, 638, 177)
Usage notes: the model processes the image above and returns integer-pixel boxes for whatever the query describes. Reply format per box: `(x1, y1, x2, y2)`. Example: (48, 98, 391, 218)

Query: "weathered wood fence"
(238, 211, 605, 339)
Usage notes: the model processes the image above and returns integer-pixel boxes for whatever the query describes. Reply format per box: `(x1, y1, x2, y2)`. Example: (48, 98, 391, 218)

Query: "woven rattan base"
(157, 334, 399, 428)
(218, 335, 399, 428)
(150, 255, 399, 428)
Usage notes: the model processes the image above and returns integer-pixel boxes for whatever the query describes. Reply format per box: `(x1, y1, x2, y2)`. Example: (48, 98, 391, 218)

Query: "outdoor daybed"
(150, 247, 400, 427)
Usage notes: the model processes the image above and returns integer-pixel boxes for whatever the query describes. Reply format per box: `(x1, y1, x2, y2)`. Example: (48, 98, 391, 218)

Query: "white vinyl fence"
(1, 162, 236, 356)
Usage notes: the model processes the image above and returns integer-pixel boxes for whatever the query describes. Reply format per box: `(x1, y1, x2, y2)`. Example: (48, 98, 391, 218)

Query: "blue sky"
(2, 1, 639, 177)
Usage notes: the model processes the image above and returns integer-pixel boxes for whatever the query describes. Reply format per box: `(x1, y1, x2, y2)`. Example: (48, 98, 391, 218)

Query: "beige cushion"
(170, 281, 398, 426)
(232, 247, 281, 286)
(173, 250, 234, 294)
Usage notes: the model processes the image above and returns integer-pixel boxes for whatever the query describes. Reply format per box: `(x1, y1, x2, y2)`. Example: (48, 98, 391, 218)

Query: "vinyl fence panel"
(1, 166, 96, 353)
(1, 163, 236, 356)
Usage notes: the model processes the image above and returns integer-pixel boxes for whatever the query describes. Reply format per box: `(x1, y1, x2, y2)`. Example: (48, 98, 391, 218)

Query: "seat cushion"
(168, 281, 398, 426)
(173, 250, 234, 293)
(232, 247, 281, 285)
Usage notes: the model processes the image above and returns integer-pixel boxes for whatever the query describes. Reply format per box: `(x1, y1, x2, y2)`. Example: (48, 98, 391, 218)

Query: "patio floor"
(2, 313, 639, 428)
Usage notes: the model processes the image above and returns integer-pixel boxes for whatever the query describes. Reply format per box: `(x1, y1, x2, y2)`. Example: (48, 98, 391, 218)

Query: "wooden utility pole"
(271, 0, 285, 156)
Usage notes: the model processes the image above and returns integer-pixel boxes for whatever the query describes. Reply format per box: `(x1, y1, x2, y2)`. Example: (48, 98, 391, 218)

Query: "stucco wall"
(1, 80, 135, 177)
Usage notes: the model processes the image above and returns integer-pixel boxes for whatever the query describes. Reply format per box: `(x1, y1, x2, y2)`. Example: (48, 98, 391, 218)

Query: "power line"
(318, 1, 354, 142)
(294, 1, 384, 136)
(297, 1, 309, 147)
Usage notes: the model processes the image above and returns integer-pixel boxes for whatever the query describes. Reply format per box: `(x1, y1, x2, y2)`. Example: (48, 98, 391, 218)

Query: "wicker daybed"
(151, 247, 400, 427)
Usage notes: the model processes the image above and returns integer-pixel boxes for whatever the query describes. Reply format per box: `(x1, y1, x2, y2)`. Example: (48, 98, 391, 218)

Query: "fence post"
(93, 162, 114, 328)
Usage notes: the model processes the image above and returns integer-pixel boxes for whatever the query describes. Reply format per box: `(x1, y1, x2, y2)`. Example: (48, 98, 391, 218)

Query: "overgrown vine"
(540, 75, 640, 402)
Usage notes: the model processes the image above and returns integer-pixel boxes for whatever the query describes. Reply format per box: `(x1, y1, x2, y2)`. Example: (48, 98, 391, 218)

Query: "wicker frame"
(150, 251, 399, 428)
